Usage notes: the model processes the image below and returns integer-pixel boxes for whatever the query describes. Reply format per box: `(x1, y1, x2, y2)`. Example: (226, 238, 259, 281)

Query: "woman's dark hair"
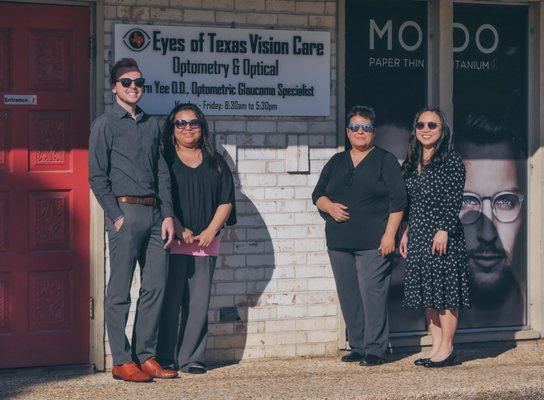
(162, 103, 221, 173)
(401, 108, 454, 177)
(346, 105, 376, 127)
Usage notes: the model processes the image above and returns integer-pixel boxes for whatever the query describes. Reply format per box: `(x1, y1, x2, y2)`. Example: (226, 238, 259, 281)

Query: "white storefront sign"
(114, 24, 330, 116)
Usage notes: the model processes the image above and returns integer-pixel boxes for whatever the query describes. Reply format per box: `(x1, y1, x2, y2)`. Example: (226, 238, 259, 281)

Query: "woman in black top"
(399, 108, 471, 368)
(157, 103, 236, 374)
(312, 106, 407, 366)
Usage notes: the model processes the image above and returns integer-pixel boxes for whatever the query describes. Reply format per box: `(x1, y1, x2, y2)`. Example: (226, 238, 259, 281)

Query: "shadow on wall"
(206, 144, 275, 362)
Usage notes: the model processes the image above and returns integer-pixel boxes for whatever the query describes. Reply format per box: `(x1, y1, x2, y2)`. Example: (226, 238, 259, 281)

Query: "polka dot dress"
(403, 151, 472, 310)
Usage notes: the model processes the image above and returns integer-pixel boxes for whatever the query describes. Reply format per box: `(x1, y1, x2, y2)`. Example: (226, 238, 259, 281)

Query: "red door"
(0, 3, 90, 368)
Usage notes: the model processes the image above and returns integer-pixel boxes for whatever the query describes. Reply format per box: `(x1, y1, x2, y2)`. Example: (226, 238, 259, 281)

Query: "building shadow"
(455, 342, 517, 364)
(205, 144, 275, 363)
(0, 365, 94, 400)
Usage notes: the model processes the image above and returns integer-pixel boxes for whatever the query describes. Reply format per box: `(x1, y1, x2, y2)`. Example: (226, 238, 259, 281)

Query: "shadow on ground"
(0, 364, 94, 400)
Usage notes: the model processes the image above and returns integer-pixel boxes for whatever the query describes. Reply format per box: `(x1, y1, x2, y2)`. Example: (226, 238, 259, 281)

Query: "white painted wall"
(101, 0, 339, 368)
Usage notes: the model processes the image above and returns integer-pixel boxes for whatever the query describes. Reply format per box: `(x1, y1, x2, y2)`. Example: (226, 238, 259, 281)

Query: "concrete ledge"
(390, 329, 542, 349)
(0, 363, 95, 378)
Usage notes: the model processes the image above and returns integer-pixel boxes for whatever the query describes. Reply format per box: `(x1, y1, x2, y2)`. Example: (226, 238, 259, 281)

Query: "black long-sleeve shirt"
(312, 147, 407, 251)
(88, 103, 173, 222)
(170, 153, 236, 235)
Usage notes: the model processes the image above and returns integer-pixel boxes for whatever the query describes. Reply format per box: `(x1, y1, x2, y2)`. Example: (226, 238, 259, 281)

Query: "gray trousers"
(328, 249, 391, 358)
(105, 203, 169, 365)
(157, 255, 216, 371)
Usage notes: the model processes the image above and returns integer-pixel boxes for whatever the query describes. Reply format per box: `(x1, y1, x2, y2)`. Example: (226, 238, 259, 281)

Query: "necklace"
(176, 147, 202, 168)
(350, 146, 375, 167)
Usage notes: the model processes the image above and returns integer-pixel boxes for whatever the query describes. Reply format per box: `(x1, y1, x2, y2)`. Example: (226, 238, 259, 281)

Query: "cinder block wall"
(102, 0, 339, 368)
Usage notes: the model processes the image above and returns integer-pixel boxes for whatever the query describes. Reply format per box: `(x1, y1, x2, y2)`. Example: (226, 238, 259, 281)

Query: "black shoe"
(341, 351, 364, 362)
(413, 358, 430, 366)
(359, 354, 384, 366)
(181, 363, 207, 374)
(424, 350, 456, 368)
(186, 365, 207, 374)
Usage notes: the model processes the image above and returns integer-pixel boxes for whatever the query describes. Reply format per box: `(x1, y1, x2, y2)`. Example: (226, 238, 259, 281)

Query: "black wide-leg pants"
(157, 254, 216, 371)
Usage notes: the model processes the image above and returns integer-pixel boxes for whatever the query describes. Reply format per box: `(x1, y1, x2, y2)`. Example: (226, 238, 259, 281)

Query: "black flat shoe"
(359, 354, 384, 366)
(413, 358, 430, 366)
(186, 365, 207, 374)
(424, 350, 456, 368)
(341, 351, 364, 362)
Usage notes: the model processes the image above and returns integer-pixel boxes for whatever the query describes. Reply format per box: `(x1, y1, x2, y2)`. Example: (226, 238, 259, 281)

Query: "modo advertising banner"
(346, 1, 527, 333)
(114, 24, 330, 116)
(346, 0, 428, 333)
(453, 4, 528, 329)
(346, 0, 427, 160)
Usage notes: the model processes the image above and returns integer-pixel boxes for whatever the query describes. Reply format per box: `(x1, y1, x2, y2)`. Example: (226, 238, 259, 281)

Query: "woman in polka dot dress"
(399, 108, 471, 368)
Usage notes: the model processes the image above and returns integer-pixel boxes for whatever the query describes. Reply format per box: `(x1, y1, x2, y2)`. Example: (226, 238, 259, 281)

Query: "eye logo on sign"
(123, 28, 150, 52)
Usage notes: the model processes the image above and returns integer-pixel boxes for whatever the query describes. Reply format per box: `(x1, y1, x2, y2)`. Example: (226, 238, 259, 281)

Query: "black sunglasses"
(347, 123, 374, 133)
(116, 77, 146, 88)
(415, 121, 441, 130)
(174, 119, 201, 130)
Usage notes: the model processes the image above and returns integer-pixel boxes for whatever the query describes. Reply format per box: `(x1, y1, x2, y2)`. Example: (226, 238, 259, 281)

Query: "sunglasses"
(174, 119, 201, 130)
(415, 121, 441, 130)
(116, 77, 146, 88)
(347, 123, 374, 133)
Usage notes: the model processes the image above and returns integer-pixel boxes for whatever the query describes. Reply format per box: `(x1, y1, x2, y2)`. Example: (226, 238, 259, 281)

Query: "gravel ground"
(1, 345, 543, 400)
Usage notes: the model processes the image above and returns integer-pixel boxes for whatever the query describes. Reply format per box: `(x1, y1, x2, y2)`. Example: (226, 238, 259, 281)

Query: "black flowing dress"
(403, 151, 472, 310)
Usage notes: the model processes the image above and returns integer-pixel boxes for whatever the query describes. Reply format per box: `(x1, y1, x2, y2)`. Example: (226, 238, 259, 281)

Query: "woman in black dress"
(157, 103, 236, 374)
(312, 106, 407, 366)
(399, 108, 471, 368)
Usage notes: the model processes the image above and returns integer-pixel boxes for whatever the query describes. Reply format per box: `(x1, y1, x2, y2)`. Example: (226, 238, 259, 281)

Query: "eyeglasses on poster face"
(460, 191, 524, 225)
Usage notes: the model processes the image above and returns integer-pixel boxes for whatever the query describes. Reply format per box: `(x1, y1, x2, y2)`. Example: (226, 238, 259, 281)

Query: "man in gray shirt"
(89, 58, 177, 382)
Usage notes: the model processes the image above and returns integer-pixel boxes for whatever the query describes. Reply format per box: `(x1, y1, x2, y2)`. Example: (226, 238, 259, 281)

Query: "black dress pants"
(105, 203, 169, 365)
(328, 249, 391, 358)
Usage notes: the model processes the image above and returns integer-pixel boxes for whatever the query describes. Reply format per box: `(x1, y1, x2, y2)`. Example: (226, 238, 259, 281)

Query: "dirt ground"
(1, 344, 543, 400)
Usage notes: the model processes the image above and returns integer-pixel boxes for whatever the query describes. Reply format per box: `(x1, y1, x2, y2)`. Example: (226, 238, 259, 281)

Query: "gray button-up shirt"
(89, 103, 173, 222)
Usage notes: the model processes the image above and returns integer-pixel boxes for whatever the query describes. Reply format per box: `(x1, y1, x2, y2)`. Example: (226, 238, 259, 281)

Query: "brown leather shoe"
(112, 362, 153, 382)
(141, 357, 178, 379)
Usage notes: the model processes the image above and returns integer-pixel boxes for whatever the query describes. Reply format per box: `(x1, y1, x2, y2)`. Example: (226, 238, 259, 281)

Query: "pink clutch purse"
(169, 236, 221, 256)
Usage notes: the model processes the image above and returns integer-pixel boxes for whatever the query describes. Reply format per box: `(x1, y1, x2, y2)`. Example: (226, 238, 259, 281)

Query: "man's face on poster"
(460, 142, 523, 294)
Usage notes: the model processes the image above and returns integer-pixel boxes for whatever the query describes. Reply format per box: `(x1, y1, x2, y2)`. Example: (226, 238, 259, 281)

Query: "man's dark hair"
(346, 105, 376, 127)
(110, 58, 140, 85)
(455, 113, 526, 159)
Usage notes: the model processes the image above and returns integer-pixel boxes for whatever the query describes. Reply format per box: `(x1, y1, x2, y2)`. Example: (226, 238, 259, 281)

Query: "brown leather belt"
(116, 195, 156, 206)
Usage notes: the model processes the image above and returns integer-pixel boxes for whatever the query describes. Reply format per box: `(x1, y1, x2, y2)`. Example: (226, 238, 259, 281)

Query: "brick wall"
(102, 0, 339, 369)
